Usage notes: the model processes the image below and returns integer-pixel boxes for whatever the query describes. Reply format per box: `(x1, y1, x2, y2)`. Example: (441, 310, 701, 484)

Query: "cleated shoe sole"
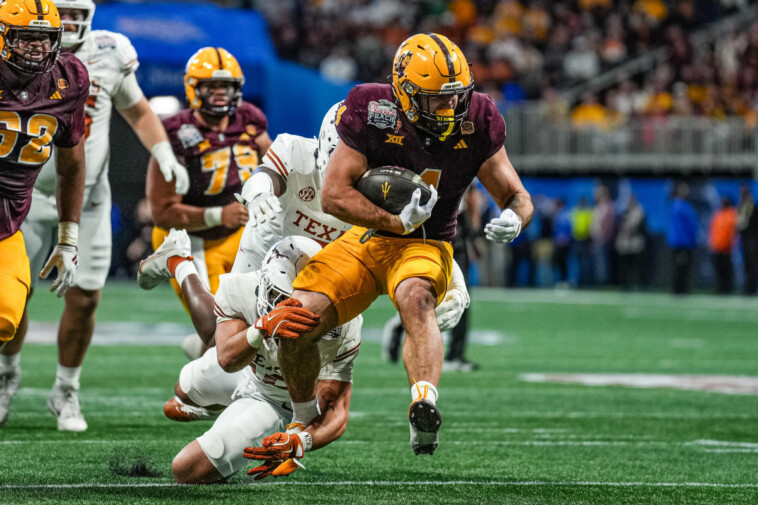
(408, 398, 442, 455)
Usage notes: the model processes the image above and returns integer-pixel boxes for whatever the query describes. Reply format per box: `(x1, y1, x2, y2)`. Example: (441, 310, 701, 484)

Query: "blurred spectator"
(445, 185, 482, 372)
(737, 185, 758, 295)
(319, 45, 358, 84)
(590, 185, 615, 285)
(552, 198, 572, 285)
(708, 197, 737, 294)
(615, 194, 646, 290)
(571, 92, 607, 129)
(667, 182, 698, 294)
(571, 196, 594, 286)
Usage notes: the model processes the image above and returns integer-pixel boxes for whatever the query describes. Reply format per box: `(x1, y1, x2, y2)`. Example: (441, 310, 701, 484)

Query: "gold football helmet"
(392, 33, 474, 141)
(0, 0, 62, 74)
(184, 47, 245, 117)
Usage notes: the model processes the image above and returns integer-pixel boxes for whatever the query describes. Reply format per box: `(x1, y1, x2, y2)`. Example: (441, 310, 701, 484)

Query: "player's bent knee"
(172, 443, 222, 484)
(65, 288, 101, 315)
(395, 278, 436, 311)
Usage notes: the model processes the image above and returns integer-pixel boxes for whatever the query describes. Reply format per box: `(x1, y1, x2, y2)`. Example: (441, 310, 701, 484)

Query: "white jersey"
(233, 134, 353, 272)
(35, 30, 142, 196)
(213, 271, 362, 404)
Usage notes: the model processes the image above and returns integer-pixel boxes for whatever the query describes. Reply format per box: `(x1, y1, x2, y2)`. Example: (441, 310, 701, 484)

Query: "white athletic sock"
(175, 260, 198, 287)
(0, 352, 20, 370)
(291, 396, 321, 427)
(410, 381, 438, 404)
(55, 364, 81, 389)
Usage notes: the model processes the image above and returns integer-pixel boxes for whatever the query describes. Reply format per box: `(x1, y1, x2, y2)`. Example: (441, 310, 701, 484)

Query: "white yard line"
(2, 480, 758, 489)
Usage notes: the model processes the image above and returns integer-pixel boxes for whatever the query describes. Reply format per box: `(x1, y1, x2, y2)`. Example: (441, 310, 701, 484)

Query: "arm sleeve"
(112, 71, 144, 110)
(114, 32, 140, 75)
(261, 133, 295, 180)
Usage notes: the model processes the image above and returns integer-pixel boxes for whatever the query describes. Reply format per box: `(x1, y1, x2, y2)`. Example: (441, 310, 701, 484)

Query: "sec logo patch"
(299, 187, 316, 202)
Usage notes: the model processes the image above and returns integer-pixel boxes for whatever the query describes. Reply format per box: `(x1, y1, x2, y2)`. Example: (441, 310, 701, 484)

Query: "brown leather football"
(354, 166, 432, 215)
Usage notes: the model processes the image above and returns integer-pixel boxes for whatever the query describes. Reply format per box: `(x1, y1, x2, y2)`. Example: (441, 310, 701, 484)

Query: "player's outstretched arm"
(119, 96, 190, 195)
(40, 140, 86, 297)
(478, 146, 534, 244)
(146, 157, 249, 231)
(321, 142, 406, 234)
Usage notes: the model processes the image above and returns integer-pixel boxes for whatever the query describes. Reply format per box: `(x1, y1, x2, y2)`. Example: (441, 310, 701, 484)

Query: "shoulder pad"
(91, 31, 139, 74)
(263, 134, 317, 178)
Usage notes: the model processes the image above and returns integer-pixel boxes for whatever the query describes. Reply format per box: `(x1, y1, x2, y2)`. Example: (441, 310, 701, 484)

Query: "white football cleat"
(48, 384, 87, 432)
(0, 366, 21, 428)
(163, 396, 222, 422)
(138, 228, 192, 290)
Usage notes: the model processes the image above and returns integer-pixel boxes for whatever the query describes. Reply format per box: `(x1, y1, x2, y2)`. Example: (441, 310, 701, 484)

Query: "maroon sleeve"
(482, 94, 506, 160)
(334, 86, 368, 154)
(54, 56, 89, 148)
(240, 102, 268, 134)
(161, 114, 184, 156)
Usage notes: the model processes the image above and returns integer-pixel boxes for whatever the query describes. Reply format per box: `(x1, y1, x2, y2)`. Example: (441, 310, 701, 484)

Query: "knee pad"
(0, 316, 18, 342)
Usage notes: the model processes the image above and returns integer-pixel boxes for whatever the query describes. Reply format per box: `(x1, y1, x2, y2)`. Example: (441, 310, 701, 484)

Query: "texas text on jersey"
(162, 102, 267, 240)
(0, 51, 89, 239)
(335, 83, 506, 242)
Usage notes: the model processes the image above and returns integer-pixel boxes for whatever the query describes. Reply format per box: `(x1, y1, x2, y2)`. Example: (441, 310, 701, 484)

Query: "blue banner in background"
(92, 2, 275, 98)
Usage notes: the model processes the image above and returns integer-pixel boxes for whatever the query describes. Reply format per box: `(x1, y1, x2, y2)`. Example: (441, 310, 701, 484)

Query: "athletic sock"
(174, 259, 198, 287)
(55, 364, 81, 389)
(291, 396, 321, 427)
(410, 380, 438, 404)
(0, 352, 20, 371)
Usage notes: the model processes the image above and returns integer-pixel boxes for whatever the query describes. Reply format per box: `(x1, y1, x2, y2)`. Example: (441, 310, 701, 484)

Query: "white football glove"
(235, 171, 283, 227)
(246, 193, 283, 227)
(151, 141, 190, 195)
(485, 208, 522, 244)
(435, 288, 469, 331)
(40, 244, 78, 298)
(399, 185, 438, 234)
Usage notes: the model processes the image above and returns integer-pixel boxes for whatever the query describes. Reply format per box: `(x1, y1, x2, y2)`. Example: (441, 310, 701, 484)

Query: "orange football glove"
(254, 298, 319, 339)
(246, 459, 300, 480)
(243, 431, 305, 461)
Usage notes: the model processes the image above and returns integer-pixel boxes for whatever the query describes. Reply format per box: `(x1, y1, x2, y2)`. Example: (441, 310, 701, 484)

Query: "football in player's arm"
(275, 33, 533, 456)
(146, 47, 271, 302)
(0, 0, 88, 357)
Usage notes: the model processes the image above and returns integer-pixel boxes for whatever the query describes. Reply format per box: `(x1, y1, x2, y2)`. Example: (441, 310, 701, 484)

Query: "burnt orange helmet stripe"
(427, 33, 455, 83)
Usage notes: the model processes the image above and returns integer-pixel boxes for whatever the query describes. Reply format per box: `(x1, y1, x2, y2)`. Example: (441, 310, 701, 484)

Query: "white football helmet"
(315, 101, 344, 183)
(256, 236, 322, 317)
(54, 0, 95, 49)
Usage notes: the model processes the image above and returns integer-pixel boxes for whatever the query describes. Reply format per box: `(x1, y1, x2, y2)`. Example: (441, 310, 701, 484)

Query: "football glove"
(246, 458, 300, 480)
(244, 431, 306, 461)
(40, 244, 78, 298)
(485, 208, 522, 244)
(435, 288, 469, 331)
(247, 193, 283, 227)
(254, 298, 320, 339)
(399, 186, 438, 234)
(151, 141, 190, 195)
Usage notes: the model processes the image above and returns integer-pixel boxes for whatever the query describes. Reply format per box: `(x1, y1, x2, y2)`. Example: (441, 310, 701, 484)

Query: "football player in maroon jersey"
(0, 0, 89, 427)
(273, 33, 533, 456)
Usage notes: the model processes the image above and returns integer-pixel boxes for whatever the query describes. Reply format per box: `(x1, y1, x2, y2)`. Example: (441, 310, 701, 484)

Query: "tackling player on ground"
(0, 0, 189, 432)
(0, 0, 89, 428)
(140, 232, 355, 483)
(277, 33, 533, 455)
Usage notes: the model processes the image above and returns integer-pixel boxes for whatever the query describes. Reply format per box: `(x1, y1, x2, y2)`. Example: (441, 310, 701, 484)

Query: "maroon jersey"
(336, 83, 505, 241)
(0, 52, 89, 240)
(163, 102, 268, 240)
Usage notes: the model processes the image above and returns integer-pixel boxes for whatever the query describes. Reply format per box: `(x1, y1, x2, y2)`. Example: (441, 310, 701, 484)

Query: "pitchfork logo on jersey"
(298, 187, 315, 202)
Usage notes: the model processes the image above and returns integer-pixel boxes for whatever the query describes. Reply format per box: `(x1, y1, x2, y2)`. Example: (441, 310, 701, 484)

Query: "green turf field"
(1, 282, 757, 504)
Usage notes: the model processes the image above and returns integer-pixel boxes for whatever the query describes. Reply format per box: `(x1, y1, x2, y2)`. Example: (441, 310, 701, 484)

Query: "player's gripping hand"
(246, 458, 300, 480)
(40, 244, 78, 298)
(151, 141, 190, 195)
(435, 287, 470, 331)
(254, 298, 320, 339)
(485, 208, 522, 244)
(221, 202, 250, 228)
(244, 432, 306, 461)
(399, 185, 438, 234)
(247, 193, 283, 227)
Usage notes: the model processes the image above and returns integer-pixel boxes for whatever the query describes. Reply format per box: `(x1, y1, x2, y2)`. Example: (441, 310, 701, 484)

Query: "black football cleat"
(408, 398, 442, 455)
